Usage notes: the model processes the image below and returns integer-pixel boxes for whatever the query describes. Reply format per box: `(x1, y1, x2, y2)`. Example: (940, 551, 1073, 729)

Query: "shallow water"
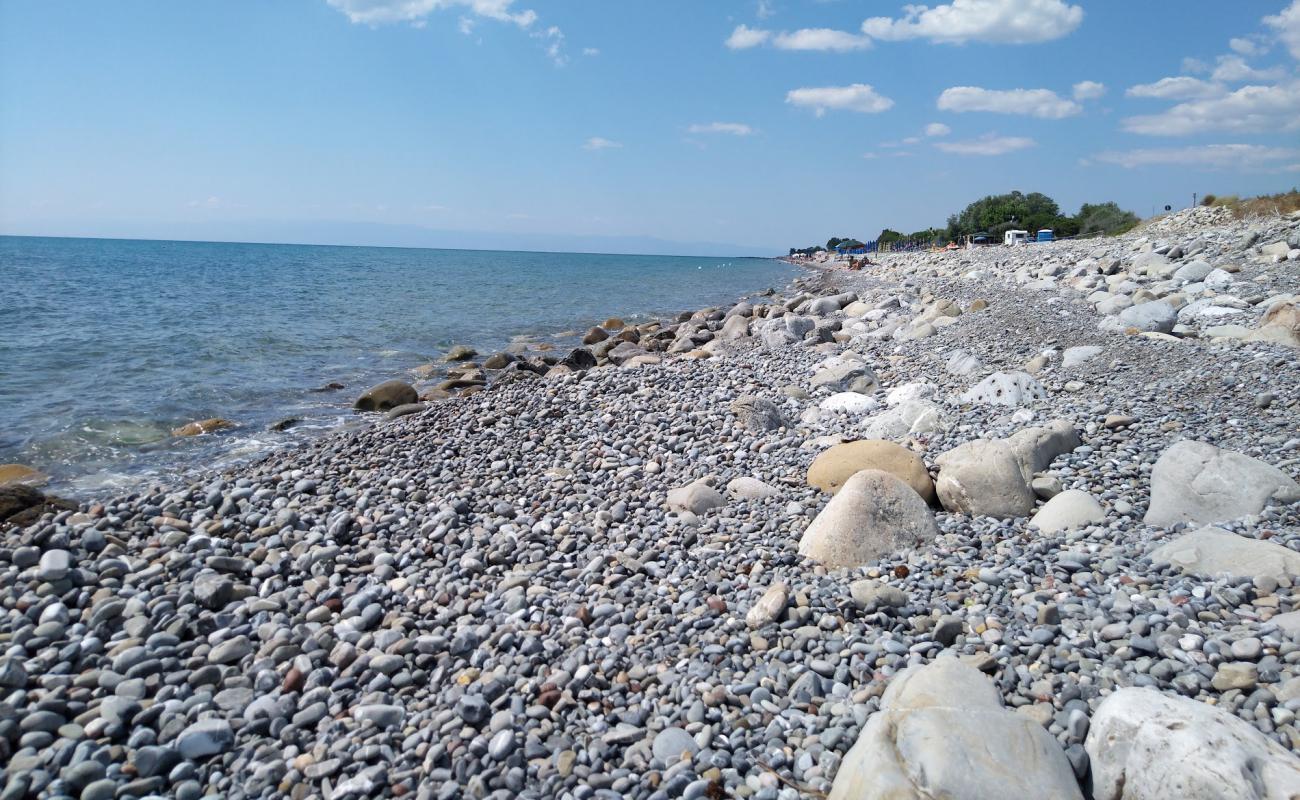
(0, 236, 797, 493)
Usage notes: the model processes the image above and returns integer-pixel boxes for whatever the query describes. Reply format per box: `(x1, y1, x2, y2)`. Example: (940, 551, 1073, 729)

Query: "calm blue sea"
(0, 236, 797, 494)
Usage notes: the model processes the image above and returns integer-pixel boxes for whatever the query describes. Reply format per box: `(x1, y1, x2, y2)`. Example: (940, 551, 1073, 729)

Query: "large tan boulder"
(798, 469, 938, 569)
(807, 440, 935, 504)
(1245, 300, 1300, 348)
(829, 658, 1083, 800)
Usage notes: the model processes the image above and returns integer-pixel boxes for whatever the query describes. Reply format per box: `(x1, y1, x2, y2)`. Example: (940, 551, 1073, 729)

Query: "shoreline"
(2, 206, 1300, 798)
(0, 252, 799, 498)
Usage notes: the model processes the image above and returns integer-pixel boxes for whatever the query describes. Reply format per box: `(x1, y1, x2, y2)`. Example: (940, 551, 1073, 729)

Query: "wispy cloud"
(1265, 0, 1300, 60)
(725, 24, 771, 49)
(937, 86, 1081, 118)
(1126, 76, 1225, 100)
(935, 134, 1035, 155)
(1122, 81, 1300, 136)
(687, 122, 756, 136)
(773, 28, 870, 51)
(582, 137, 622, 151)
(787, 83, 894, 116)
(862, 0, 1083, 45)
(1093, 143, 1300, 169)
(327, 0, 537, 27)
(1072, 80, 1105, 100)
(924, 122, 951, 136)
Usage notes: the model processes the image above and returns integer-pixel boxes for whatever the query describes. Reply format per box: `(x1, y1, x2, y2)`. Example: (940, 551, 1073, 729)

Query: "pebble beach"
(4, 204, 1300, 800)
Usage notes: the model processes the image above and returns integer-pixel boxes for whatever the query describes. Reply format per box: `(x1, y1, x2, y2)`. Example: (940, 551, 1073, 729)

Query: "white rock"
(1144, 440, 1300, 527)
(861, 400, 946, 441)
(945, 350, 983, 375)
(1087, 687, 1300, 800)
(959, 371, 1047, 406)
(820, 393, 879, 414)
(936, 420, 1081, 519)
(885, 382, 937, 406)
(726, 476, 779, 501)
(798, 469, 938, 569)
(1147, 526, 1300, 582)
(829, 658, 1082, 800)
(1060, 345, 1102, 368)
(1030, 489, 1105, 533)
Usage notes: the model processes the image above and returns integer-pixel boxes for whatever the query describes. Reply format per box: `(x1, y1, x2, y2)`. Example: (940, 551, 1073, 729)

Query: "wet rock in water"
(1147, 526, 1300, 582)
(602, 317, 625, 330)
(729, 395, 788, 432)
(309, 381, 345, 392)
(959, 371, 1047, 406)
(269, 417, 301, 432)
(1144, 440, 1300, 527)
(354, 380, 418, 412)
(807, 440, 935, 504)
(1086, 688, 1300, 800)
(0, 463, 47, 486)
(829, 658, 1082, 800)
(582, 326, 608, 345)
(171, 418, 234, 437)
(798, 469, 938, 569)
(444, 344, 477, 362)
(1030, 489, 1105, 533)
(483, 352, 516, 370)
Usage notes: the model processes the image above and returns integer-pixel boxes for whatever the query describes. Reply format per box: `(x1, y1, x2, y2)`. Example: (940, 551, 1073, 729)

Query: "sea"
(0, 236, 799, 495)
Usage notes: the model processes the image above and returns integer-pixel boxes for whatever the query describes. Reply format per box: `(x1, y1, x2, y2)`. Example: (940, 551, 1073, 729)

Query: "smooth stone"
(798, 469, 938, 569)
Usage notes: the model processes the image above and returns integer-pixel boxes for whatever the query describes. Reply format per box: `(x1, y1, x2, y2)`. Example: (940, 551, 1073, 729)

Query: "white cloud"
(1126, 76, 1225, 100)
(937, 86, 1081, 118)
(1265, 0, 1300, 60)
(934, 133, 1035, 155)
(786, 83, 894, 116)
(583, 137, 622, 150)
(902, 136, 921, 144)
(1122, 80, 1300, 135)
(1181, 56, 1210, 74)
(726, 24, 771, 49)
(1210, 54, 1285, 82)
(757, 0, 775, 19)
(1229, 36, 1267, 56)
(532, 24, 565, 65)
(1093, 143, 1300, 169)
(457, 15, 475, 34)
(861, 0, 1083, 45)
(582, 47, 599, 56)
(327, 0, 536, 27)
(687, 122, 756, 136)
(1072, 80, 1105, 100)
(773, 28, 871, 51)
(924, 122, 951, 136)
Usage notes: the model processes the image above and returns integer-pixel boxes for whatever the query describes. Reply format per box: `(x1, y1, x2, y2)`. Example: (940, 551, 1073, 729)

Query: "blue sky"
(1, 0, 1298, 255)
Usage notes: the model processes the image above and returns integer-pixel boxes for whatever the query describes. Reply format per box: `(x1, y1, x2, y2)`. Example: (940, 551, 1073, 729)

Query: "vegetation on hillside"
(788, 190, 1142, 255)
(1200, 189, 1300, 219)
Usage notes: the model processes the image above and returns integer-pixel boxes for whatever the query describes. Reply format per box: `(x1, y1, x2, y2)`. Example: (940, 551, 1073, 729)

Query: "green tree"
(1075, 202, 1140, 236)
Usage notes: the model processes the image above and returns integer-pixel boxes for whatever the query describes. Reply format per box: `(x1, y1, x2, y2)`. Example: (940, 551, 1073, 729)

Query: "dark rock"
(354, 380, 418, 412)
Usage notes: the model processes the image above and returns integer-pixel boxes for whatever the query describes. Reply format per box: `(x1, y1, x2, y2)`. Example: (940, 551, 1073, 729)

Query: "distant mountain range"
(2, 219, 778, 258)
